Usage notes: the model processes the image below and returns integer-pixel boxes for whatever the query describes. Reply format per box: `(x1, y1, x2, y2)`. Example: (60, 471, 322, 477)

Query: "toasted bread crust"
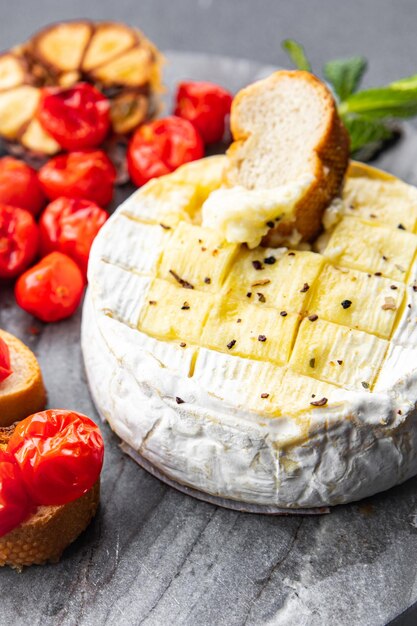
(0, 330, 46, 426)
(0, 481, 99, 569)
(226, 70, 350, 243)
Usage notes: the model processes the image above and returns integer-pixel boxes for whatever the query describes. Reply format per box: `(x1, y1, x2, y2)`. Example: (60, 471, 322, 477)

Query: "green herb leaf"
(341, 114, 393, 153)
(340, 84, 417, 119)
(389, 74, 417, 90)
(282, 39, 312, 72)
(324, 56, 367, 101)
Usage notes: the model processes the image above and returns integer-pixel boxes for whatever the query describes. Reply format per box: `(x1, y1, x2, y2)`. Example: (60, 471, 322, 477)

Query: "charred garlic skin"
(0, 21, 162, 156)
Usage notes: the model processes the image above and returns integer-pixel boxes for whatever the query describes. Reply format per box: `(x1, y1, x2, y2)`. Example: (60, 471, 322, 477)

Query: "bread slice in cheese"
(225, 70, 350, 243)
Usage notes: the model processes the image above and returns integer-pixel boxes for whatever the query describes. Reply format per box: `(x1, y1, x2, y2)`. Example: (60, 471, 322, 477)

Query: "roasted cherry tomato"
(39, 197, 108, 277)
(38, 150, 116, 207)
(0, 157, 45, 216)
(8, 410, 104, 506)
(0, 336, 12, 383)
(0, 204, 39, 280)
(15, 252, 84, 323)
(174, 81, 232, 144)
(0, 450, 34, 537)
(38, 83, 111, 151)
(127, 116, 204, 187)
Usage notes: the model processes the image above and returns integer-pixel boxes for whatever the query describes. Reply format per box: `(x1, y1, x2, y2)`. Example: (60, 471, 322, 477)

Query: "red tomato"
(127, 116, 204, 187)
(8, 410, 104, 506)
(38, 83, 111, 151)
(15, 252, 84, 323)
(174, 81, 232, 144)
(0, 204, 39, 279)
(0, 157, 45, 216)
(39, 197, 108, 277)
(0, 336, 12, 383)
(0, 449, 34, 537)
(38, 150, 116, 207)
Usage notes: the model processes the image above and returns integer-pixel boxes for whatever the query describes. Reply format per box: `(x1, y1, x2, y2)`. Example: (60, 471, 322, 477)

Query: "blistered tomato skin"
(0, 157, 45, 216)
(0, 450, 34, 537)
(127, 116, 204, 187)
(0, 204, 39, 280)
(174, 81, 233, 144)
(8, 410, 104, 506)
(38, 83, 111, 151)
(0, 336, 12, 383)
(39, 197, 108, 277)
(15, 251, 84, 323)
(38, 150, 116, 207)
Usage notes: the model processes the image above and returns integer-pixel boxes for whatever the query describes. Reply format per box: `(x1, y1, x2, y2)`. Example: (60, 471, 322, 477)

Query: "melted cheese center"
(201, 175, 312, 248)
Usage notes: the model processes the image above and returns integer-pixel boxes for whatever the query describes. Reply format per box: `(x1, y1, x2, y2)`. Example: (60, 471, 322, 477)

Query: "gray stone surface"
(1, 2, 417, 622)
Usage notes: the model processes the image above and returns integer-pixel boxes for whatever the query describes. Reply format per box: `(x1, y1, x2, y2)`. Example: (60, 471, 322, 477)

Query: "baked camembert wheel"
(83, 71, 417, 508)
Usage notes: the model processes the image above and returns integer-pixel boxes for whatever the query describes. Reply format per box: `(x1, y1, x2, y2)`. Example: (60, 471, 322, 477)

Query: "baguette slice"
(0, 423, 99, 569)
(0, 330, 46, 426)
(226, 70, 350, 242)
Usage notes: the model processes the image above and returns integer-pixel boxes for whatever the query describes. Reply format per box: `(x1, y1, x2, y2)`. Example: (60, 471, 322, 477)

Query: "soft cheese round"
(82, 156, 417, 507)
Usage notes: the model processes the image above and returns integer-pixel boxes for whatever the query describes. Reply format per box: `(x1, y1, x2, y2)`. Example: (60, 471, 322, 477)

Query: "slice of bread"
(0, 329, 46, 426)
(225, 70, 350, 243)
(0, 425, 100, 569)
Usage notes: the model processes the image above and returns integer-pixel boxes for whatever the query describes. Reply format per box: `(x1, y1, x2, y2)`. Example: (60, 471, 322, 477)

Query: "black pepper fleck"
(390, 285, 398, 290)
(361, 381, 370, 389)
(337, 359, 343, 365)
(180, 342, 186, 348)
(266, 220, 275, 228)
(204, 277, 211, 284)
(288, 252, 296, 256)
(261, 393, 269, 399)
(246, 292, 252, 298)
(237, 318, 242, 323)
(181, 302, 190, 310)
(169, 269, 194, 289)
(252, 260, 263, 270)
(308, 314, 318, 322)
(159, 223, 171, 230)
(310, 397, 328, 407)
(398, 224, 406, 230)
(176, 397, 185, 404)
(258, 335, 267, 342)
(309, 357, 316, 368)
(280, 311, 287, 317)
(227, 340, 236, 350)
(264, 256, 276, 265)
(149, 300, 157, 305)
(374, 272, 382, 277)
(300, 283, 310, 293)
(413, 285, 417, 292)
(341, 299, 352, 309)
(257, 292, 266, 303)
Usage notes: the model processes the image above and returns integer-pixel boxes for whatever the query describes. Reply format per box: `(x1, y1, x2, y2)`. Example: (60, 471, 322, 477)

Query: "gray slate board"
(1, 53, 417, 626)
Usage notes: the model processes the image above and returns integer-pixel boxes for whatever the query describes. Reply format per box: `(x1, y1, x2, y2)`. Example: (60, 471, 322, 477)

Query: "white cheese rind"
(83, 158, 417, 507)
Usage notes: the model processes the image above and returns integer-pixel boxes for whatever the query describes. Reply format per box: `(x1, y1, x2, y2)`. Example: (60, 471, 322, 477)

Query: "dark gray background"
(1, 0, 417, 88)
(2, 2, 417, 625)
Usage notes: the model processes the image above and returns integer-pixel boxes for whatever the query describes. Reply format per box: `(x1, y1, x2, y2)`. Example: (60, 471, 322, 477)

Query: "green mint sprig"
(282, 39, 417, 156)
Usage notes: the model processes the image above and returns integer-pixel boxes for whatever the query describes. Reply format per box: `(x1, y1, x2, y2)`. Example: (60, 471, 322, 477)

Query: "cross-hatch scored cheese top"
(88, 155, 417, 418)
